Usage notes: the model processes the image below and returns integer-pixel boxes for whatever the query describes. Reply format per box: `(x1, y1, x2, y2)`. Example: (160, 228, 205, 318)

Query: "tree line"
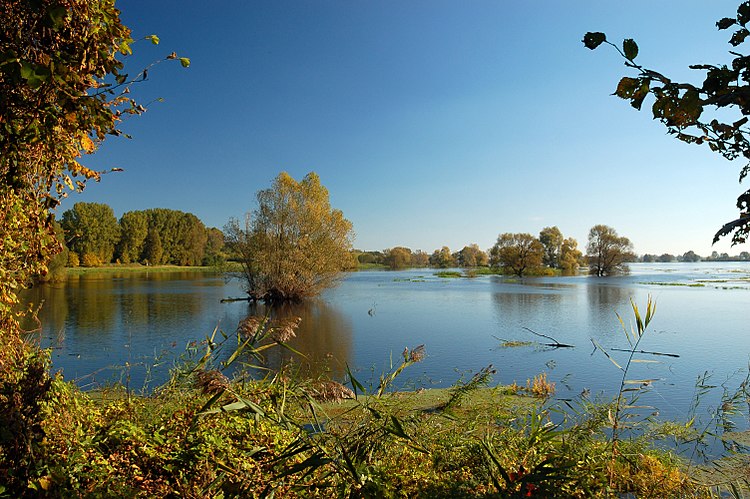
(354, 224, 637, 277)
(640, 250, 750, 262)
(59, 202, 226, 267)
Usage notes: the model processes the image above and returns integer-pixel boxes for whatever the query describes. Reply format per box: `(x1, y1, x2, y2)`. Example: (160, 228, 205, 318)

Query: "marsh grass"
(7, 303, 747, 497)
(65, 263, 223, 276)
(434, 271, 462, 278)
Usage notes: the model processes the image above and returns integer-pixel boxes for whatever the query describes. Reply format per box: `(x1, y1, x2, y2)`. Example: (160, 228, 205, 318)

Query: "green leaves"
(582, 32, 606, 50)
(145, 34, 160, 45)
(623, 38, 638, 60)
(179, 57, 191, 68)
(19, 62, 49, 88)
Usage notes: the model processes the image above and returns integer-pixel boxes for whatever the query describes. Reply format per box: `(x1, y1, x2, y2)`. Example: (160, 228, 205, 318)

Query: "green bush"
(81, 253, 101, 268)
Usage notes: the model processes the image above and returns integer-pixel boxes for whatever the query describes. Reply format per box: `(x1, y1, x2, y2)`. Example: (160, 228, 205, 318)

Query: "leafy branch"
(584, 4, 750, 244)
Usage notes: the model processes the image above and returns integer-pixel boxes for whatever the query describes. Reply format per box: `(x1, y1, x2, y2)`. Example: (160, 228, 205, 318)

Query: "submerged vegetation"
(4, 0, 750, 496)
(3, 313, 747, 497)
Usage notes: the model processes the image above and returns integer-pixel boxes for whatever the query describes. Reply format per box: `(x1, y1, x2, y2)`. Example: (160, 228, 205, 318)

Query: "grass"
(640, 281, 706, 287)
(66, 263, 223, 276)
(4, 303, 749, 497)
(434, 270, 462, 278)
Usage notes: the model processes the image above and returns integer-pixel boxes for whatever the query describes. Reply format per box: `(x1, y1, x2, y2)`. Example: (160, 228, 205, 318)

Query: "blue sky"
(69, 0, 748, 256)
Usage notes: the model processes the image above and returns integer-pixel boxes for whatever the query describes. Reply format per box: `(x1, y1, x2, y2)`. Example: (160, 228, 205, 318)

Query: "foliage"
(683, 250, 703, 262)
(429, 246, 456, 268)
(0, 310, 727, 497)
(0, 0, 188, 492)
(539, 226, 564, 269)
(0, 0, 187, 317)
(55, 205, 217, 267)
(586, 224, 635, 276)
(560, 237, 583, 275)
(142, 229, 163, 265)
(489, 233, 544, 277)
(590, 296, 661, 489)
(66, 251, 80, 268)
(115, 210, 148, 264)
(455, 243, 489, 267)
(225, 172, 354, 302)
(80, 252, 102, 268)
(356, 250, 385, 266)
(34, 222, 68, 283)
(203, 226, 227, 266)
(584, 4, 750, 245)
(410, 250, 430, 268)
(61, 202, 120, 265)
(384, 246, 413, 270)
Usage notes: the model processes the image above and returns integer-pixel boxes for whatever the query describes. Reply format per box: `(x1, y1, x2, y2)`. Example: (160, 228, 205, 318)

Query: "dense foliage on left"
(0, 0, 185, 493)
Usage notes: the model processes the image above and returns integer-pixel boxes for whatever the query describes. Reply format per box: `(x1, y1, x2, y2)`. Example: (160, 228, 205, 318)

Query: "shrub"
(67, 252, 80, 268)
(81, 253, 101, 268)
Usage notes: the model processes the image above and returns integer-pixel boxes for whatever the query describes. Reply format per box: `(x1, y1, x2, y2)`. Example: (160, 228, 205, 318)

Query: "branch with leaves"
(584, 3, 750, 245)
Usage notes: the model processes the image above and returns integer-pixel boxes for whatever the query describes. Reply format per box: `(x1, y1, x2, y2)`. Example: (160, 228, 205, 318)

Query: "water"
(20, 263, 750, 430)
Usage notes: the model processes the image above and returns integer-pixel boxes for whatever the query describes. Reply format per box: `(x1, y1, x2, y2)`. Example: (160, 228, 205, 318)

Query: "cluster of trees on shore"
(58, 202, 226, 268)
(354, 224, 636, 277)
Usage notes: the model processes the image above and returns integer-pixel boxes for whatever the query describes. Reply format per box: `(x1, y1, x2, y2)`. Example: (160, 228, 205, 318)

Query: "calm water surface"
(22, 263, 750, 428)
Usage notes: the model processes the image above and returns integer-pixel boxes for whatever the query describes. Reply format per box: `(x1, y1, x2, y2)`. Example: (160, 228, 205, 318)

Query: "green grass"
(4, 313, 747, 497)
(66, 263, 223, 276)
(356, 262, 389, 270)
(640, 281, 706, 287)
(435, 271, 462, 278)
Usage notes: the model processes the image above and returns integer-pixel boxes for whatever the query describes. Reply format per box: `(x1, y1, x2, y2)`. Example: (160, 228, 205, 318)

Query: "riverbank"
(65, 263, 224, 276)
(35, 368, 736, 497)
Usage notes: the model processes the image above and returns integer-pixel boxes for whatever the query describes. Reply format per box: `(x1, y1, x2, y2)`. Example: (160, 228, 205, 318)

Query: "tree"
(203, 227, 226, 266)
(0, 0, 188, 314)
(384, 247, 412, 270)
(489, 233, 544, 277)
(410, 250, 430, 267)
(539, 226, 564, 269)
(681, 250, 702, 262)
(657, 253, 676, 263)
(560, 237, 583, 275)
(143, 228, 164, 265)
(356, 250, 384, 266)
(117, 211, 149, 263)
(225, 172, 354, 302)
(456, 244, 489, 267)
(584, 5, 750, 245)
(429, 246, 456, 268)
(0, 1, 187, 492)
(586, 225, 635, 276)
(61, 202, 120, 266)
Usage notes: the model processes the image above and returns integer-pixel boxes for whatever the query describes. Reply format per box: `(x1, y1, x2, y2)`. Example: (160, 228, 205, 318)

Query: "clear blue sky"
(68, 0, 749, 257)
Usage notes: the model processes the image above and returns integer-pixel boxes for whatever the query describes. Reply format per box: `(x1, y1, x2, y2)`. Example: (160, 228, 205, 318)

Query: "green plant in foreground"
(592, 296, 656, 451)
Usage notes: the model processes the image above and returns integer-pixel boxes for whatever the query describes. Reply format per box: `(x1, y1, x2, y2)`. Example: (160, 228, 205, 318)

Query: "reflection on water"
(17, 264, 750, 439)
(244, 301, 353, 379)
(20, 272, 237, 389)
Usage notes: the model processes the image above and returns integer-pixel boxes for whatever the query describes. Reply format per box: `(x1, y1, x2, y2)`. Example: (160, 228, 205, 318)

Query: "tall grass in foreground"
(2, 301, 749, 497)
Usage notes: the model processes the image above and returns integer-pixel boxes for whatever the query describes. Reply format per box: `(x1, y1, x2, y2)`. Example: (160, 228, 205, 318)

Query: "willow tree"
(489, 233, 544, 277)
(586, 225, 635, 276)
(226, 172, 354, 302)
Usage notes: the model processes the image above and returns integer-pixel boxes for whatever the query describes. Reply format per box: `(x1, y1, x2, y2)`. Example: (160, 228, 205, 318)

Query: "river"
(20, 262, 750, 431)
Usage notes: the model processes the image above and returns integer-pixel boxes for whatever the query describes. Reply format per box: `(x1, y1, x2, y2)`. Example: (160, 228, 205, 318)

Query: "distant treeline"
(353, 226, 590, 277)
(57, 202, 226, 268)
(640, 250, 750, 262)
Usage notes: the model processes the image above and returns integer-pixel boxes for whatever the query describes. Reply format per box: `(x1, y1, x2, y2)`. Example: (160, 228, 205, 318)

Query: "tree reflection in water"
(242, 300, 353, 380)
